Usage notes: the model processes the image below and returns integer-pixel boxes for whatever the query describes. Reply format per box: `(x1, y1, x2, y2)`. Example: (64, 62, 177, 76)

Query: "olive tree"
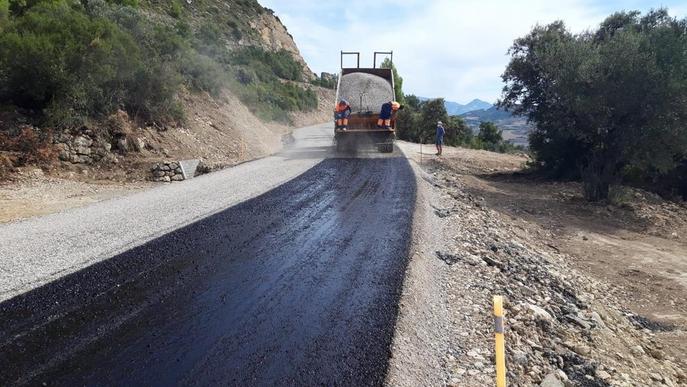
(499, 10, 687, 201)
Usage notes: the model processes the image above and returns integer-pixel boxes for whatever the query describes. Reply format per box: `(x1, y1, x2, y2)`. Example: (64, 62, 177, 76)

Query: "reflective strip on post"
(493, 296, 507, 387)
(495, 316, 504, 334)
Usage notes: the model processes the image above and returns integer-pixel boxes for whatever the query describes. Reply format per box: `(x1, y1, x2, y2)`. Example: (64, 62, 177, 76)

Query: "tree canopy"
(499, 9, 687, 200)
(380, 58, 405, 105)
(477, 122, 503, 151)
(395, 96, 476, 147)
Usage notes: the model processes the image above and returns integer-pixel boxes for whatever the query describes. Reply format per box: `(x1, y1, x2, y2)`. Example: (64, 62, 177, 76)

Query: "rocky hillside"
(0, 0, 334, 181)
(139, 0, 315, 79)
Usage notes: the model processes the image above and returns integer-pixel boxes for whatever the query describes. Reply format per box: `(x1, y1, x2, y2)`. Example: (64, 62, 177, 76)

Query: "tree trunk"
(582, 174, 610, 201)
(580, 153, 616, 201)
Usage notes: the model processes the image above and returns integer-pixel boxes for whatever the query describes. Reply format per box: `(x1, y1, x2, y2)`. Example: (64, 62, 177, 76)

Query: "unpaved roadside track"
(0, 124, 417, 386)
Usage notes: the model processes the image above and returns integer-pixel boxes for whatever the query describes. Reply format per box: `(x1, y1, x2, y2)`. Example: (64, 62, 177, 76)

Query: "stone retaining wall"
(55, 132, 114, 165)
(151, 162, 184, 182)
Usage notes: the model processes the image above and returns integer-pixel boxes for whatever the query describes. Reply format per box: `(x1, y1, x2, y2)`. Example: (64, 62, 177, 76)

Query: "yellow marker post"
(494, 295, 507, 387)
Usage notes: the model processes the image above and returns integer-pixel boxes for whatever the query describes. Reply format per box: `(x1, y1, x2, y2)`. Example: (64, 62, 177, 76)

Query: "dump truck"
(335, 51, 397, 153)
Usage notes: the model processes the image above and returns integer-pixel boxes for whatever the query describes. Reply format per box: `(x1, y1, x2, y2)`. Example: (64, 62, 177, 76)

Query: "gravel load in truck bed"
(338, 73, 394, 113)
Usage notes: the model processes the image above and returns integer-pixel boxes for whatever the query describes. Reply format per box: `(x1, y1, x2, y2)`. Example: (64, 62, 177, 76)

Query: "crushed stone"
(338, 73, 394, 113)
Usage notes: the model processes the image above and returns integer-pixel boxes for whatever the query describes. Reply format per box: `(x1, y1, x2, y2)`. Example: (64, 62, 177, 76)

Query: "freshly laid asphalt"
(0, 124, 418, 386)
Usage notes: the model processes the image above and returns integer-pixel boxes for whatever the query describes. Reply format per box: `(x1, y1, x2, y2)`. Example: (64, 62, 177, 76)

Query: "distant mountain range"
(446, 98, 493, 115)
(460, 106, 532, 146)
(417, 96, 531, 145)
(418, 97, 493, 115)
(459, 106, 513, 121)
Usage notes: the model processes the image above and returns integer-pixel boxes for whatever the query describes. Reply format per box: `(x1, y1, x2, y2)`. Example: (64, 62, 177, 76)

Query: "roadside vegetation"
(229, 47, 317, 122)
(384, 59, 521, 153)
(396, 96, 522, 153)
(0, 0, 317, 130)
(310, 75, 337, 90)
(500, 9, 687, 201)
(395, 9, 686, 201)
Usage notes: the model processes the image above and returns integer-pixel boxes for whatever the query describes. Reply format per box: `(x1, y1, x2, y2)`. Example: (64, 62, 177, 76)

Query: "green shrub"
(180, 52, 227, 96)
(227, 46, 317, 121)
(446, 115, 472, 146)
(235, 68, 255, 85)
(226, 19, 241, 40)
(310, 76, 336, 89)
(229, 67, 317, 123)
(0, 1, 189, 125)
(232, 47, 303, 82)
(477, 121, 502, 151)
(127, 62, 184, 123)
(109, 0, 138, 7)
(0, 0, 315, 129)
(175, 20, 191, 39)
(168, 0, 182, 18)
(1, 2, 139, 123)
(0, 0, 9, 23)
(197, 23, 220, 45)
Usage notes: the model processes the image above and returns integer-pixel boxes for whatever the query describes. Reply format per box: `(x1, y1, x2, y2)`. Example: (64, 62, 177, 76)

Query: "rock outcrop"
(251, 11, 315, 80)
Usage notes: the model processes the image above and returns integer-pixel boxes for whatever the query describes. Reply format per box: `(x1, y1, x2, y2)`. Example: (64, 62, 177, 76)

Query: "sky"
(258, 0, 686, 104)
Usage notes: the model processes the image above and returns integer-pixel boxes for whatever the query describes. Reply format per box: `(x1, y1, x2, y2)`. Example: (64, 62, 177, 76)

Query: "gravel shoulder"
(0, 171, 152, 224)
(385, 150, 467, 386)
(0, 123, 332, 303)
(390, 141, 687, 386)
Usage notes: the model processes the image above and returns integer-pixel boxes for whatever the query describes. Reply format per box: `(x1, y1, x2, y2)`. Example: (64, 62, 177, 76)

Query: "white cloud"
(260, 0, 686, 103)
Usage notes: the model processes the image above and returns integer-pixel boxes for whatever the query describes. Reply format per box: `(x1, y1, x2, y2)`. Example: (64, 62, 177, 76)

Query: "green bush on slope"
(0, 0, 316, 128)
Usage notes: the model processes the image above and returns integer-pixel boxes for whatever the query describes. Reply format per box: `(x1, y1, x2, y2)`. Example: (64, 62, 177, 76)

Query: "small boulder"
(540, 372, 565, 387)
(527, 304, 553, 322)
(131, 137, 146, 152)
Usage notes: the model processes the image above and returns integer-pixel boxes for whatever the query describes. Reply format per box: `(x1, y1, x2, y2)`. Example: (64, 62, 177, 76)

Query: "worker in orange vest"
(377, 101, 403, 129)
(335, 99, 352, 131)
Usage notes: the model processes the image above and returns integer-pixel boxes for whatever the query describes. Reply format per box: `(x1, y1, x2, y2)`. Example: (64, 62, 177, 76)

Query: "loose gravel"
(338, 73, 394, 113)
(388, 142, 687, 387)
(0, 123, 332, 303)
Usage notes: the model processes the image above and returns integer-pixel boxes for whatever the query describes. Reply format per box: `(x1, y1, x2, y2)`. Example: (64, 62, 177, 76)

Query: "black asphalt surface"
(0, 156, 417, 386)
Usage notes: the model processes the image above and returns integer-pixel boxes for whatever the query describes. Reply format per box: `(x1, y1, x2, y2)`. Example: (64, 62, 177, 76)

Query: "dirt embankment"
(391, 141, 686, 386)
(0, 86, 334, 223)
(110, 85, 335, 172)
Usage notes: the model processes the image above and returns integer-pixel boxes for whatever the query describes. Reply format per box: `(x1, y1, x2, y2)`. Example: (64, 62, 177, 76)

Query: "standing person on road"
(335, 99, 351, 131)
(377, 101, 403, 129)
(435, 121, 445, 156)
